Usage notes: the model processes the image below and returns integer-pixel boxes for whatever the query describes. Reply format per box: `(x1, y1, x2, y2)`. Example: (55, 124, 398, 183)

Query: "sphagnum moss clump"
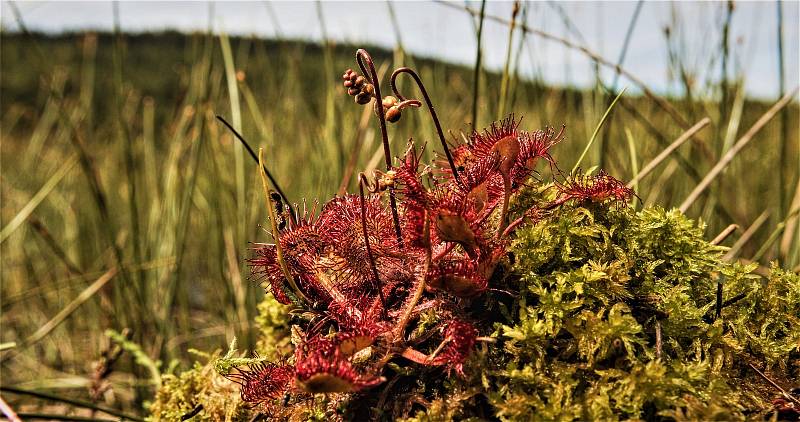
(148, 50, 799, 421)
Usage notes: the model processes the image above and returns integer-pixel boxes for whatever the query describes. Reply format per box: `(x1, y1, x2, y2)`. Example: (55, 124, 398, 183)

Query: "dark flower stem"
(390, 67, 463, 187)
(356, 49, 403, 248)
(359, 173, 387, 314)
(216, 115, 297, 225)
(0, 386, 143, 422)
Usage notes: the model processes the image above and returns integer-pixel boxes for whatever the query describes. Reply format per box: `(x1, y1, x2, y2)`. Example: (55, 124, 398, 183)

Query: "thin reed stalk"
(776, 0, 789, 230)
(751, 207, 800, 263)
(219, 32, 247, 245)
(471, 0, 487, 126)
(498, 1, 520, 119)
(600, 0, 644, 168)
(624, 128, 639, 203)
(0, 155, 78, 244)
(572, 87, 627, 173)
(113, 3, 144, 304)
(711, 224, 738, 246)
(24, 268, 118, 346)
(437, 0, 693, 131)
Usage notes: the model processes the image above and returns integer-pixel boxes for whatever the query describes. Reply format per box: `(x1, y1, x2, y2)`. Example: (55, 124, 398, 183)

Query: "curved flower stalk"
(349, 49, 406, 248)
(226, 49, 637, 417)
(390, 66, 463, 187)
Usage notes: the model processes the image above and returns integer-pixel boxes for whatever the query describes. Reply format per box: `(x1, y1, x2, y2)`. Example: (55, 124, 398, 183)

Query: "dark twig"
(721, 292, 747, 309)
(215, 115, 296, 224)
(0, 386, 143, 421)
(747, 362, 800, 406)
(356, 49, 404, 248)
(390, 67, 463, 187)
(359, 173, 387, 314)
(655, 320, 662, 360)
(180, 404, 203, 421)
(14, 414, 116, 422)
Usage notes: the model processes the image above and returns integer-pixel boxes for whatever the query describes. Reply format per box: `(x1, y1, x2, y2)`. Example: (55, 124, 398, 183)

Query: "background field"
(1, 2, 799, 416)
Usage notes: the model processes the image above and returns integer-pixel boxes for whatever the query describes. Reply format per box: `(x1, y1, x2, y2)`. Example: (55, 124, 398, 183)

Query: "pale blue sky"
(2, 1, 798, 100)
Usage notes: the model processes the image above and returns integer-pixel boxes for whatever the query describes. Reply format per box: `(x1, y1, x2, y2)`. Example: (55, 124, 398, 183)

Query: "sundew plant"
(145, 50, 800, 421)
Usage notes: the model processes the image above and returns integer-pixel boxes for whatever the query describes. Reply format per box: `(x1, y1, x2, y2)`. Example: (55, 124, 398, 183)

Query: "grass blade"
(0, 154, 78, 244)
(571, 86, 627, 173)
(25, 268, 118, 346)
(219, 32, 247, 243)
(498, 1, 520, 119)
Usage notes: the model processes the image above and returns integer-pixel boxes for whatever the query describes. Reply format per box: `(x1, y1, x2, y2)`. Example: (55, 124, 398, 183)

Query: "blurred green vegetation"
(1, 29, 797, 415)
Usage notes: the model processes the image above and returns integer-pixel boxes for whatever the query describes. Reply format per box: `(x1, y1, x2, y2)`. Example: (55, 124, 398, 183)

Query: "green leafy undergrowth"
(147, 296, 291, 421)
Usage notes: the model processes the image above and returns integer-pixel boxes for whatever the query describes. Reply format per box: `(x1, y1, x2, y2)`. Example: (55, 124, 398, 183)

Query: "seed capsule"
(354, 76, 366, 88)
(386, 106, 402, 123)
(355, 92, 372, 105)
(382, 96, 398, 109)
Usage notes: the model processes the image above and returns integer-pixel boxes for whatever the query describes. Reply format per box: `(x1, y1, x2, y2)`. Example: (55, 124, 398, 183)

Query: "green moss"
(479, 201, 796, 420)
(146, 294, 291, 421)
(254, 294, 292, 360)
(411, 199, 796, 420)
(147, 350, 250, 421)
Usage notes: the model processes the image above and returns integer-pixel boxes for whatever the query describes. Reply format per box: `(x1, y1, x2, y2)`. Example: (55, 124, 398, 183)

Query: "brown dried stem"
(680, 88, 799, 213)
(711, 224, 738, 246)
(747, 362, 800, 407)
(258, 148, 310, 306)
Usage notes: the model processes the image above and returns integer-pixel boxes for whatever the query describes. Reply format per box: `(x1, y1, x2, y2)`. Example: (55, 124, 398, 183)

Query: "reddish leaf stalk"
(393, 211, 431, 342)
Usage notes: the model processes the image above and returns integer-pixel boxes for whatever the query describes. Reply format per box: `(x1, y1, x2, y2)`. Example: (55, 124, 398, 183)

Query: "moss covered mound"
(148, 188, 799, 421)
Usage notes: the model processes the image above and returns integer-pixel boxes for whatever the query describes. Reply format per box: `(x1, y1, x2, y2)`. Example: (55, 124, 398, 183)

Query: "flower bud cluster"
(381, 95, 402, 123)
(342, 68, 374, 105)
